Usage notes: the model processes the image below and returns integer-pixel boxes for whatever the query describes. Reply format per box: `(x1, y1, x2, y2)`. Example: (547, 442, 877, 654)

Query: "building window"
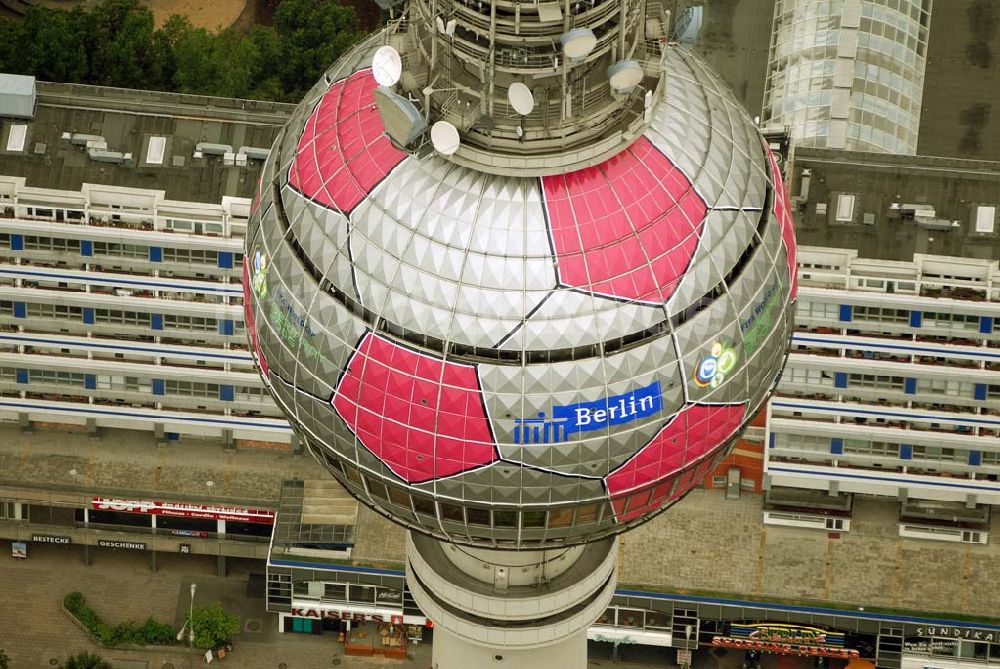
(164, 380, 219, 398)
(843, 439, 899, 457)
(911, 445, 961, 462)
(27, 369, 85, 386)
(162, 248, 219, 264)
(848, 373, 905, 390)
(94, 309, 151, 327)
(922, 312, 982, 330)
(852, 306, 909, 324)
(23, 235, 81, 253)
(124, 376, 152, 393)
(27, 304, 82, 320)
(0, 300, 12, 316)
(163, 314, 217, 332)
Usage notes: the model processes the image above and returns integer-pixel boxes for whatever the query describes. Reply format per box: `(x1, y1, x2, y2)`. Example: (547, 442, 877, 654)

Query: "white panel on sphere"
(372, 45, 402, 87)
(430, 121, 461, 155)
(507, 83, 535, 116)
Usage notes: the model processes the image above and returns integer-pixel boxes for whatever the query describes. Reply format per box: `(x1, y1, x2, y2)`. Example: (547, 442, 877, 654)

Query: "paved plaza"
(2, 424, 999, 624)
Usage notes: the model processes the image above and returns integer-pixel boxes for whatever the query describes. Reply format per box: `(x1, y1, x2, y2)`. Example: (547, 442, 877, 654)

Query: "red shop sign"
(92, 497, 275, 524)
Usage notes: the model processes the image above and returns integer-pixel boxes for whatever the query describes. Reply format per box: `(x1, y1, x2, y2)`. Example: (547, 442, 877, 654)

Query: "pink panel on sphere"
(288, 69, 405, 213)
(242, 257, 269, 377)
(765, 143, 798, 300)
(541, 137, 707, 303)
(332, 333, 498, 483)
(606, 402, 746, 521)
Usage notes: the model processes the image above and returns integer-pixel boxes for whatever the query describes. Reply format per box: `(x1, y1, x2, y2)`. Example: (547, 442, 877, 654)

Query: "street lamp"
(189, 582, 197, 667)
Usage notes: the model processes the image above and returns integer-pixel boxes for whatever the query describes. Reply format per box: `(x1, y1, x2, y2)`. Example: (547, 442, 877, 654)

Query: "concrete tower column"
(406, 531, 618, 669)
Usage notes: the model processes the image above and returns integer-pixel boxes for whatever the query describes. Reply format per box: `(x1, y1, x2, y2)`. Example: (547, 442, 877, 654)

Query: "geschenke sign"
(92, 497, 275, 524)
(97, 539, 147, 550)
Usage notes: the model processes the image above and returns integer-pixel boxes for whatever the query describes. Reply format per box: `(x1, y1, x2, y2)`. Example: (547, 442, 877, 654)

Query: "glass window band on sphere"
(245, 26, 796, 550)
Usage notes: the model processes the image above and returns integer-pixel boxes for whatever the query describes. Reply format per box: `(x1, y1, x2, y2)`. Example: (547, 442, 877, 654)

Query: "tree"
(87, 0, 157, 88)
(62, 651, 112, 669)
(273, 0, 364, 99)
(187, 603, 240, 650)
(0, 648, 10, 669)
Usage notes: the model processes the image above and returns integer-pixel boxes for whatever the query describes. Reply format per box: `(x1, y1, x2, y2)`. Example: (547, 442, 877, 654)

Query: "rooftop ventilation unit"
(0, 73, 36, 119)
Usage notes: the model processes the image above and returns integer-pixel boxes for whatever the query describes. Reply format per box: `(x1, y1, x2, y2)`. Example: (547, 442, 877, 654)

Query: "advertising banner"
(92, 497, 275, 524)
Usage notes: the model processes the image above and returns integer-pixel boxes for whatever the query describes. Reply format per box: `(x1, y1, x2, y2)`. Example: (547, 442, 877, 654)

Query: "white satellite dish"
(430, 121, 461, 155)
(607, 60, 643, 94)
(560, 27, 597, 61)
(507, 83, 535, 115)
(372, 45, 402, 87)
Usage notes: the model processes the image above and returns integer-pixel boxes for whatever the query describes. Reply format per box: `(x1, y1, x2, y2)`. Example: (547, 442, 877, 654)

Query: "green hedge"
(64, 592, 176, 647)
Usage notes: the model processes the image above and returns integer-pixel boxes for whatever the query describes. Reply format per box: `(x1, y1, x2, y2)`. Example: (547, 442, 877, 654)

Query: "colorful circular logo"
(250, 245, 268, 298)
(694, 340, 739, 388)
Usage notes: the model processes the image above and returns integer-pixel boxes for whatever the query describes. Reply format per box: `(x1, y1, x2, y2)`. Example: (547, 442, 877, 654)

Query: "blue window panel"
(81, 240, 93, 257)
(904, 378, 917, 395)
(148, 246, 162, 262)
(838, 304, 853, 322)
(831, 438, 844, 455)
(981, 316, 993, 335)
(151, 314, 163, 330)
(217, 251, 234, 269)
(768, 433, 776, 449)
(15, 369, 27, 384)
(900, 444, 912, 460)
(13, 302, 26, 318)
(834, 372, 848, 388)
(10, 234, 23, 251)
(219, 385, 235, 402)
(152, 379, 165, 396)
(219, 319, 234, 336)
(975, 384, 988, 401)
(82, 307, 94, 324)
(969, 451, 982, 466)
(84, 375, 96, 390)
(166, 432, 180, 441)
(909, 311, 922, 328)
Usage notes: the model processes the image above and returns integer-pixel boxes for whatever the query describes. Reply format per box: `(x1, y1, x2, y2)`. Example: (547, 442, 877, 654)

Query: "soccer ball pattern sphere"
(244, 42, 797, 549)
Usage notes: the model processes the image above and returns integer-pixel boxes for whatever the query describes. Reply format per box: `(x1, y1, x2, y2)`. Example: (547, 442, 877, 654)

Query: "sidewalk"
(0, 542, 673, 669)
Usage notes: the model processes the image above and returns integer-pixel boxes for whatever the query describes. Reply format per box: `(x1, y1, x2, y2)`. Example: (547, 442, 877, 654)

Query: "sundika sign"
(908, 626, 998, 642)
(92, 497, 275, 524)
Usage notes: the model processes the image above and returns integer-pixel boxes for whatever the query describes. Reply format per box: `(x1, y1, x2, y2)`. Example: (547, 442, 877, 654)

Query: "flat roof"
(788, 147, 1000, 262)
(0, 81, 295, 202)
(917, 0, 1000, 161)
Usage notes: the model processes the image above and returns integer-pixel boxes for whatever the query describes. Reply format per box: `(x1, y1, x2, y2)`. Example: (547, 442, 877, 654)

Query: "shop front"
(701, 622, 876, 669)
(901, 624, 1000, 669)
(278, 595, 427, 661)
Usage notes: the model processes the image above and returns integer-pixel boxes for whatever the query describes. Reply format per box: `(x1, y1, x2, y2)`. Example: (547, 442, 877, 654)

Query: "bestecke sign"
(92, 497, 275, 524)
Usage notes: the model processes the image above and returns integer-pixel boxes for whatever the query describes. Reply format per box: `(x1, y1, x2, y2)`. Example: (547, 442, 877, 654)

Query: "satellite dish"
(560, 27, 597, 61)
(507, 83, 535, 115)
(607, 60, 643, 94)
(372, 45, 402, 87)
(373, 87, 427, 147)
(430, 121, 461, 155)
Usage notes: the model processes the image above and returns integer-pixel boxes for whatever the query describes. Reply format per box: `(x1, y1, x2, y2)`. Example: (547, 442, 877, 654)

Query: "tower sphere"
(245, 21, 797, 550)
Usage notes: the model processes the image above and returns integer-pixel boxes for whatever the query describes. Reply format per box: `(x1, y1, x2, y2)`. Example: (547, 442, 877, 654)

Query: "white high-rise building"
(763, 0, 932, 153)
